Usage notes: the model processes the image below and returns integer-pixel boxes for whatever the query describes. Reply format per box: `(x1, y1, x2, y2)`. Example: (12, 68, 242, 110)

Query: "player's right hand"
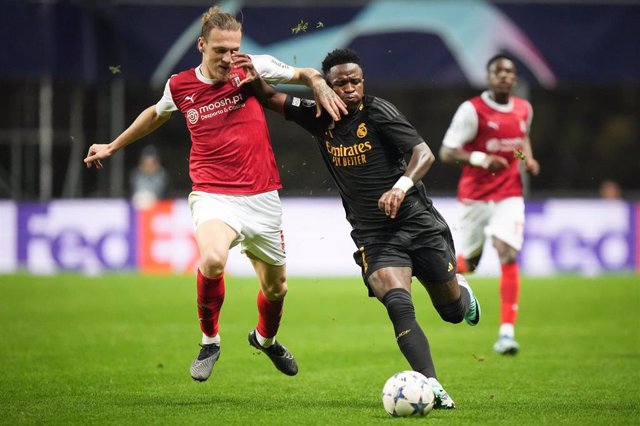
(378, 188, 406, 219)
(485, 155, 509, 172)
(232, 53, 258, 87)
(84, 143, 112, 169)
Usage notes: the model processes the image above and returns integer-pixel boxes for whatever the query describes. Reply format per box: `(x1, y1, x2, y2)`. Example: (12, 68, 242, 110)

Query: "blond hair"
(200, 6, 242, 39)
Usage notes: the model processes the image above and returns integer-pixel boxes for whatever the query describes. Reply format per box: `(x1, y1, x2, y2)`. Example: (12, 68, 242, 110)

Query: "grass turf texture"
(0, 274, 638, 425)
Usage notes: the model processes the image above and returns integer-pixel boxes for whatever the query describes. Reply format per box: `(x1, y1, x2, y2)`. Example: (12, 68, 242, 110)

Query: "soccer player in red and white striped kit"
(84, 6, 346, 380)
(439, 54, 540, 355)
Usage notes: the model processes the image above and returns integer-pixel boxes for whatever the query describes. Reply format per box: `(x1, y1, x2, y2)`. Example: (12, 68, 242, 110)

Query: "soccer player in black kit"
(239, 48, 480, 409)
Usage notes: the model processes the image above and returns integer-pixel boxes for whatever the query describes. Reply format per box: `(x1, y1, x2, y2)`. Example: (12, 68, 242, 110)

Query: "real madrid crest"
(357, 123, 367, 138)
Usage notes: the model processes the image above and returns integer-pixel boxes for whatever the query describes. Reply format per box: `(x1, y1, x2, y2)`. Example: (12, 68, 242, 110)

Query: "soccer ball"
(382, 370, 435, 417)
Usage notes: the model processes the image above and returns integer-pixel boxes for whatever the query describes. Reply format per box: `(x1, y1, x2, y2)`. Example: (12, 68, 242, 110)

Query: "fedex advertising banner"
(0, 198, 637, 277)
(15, 200, 136, 275)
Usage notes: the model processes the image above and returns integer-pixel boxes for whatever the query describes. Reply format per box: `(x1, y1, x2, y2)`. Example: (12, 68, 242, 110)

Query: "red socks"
(256, 290, 283, 339)
(196, 269, 225, 337)
(500, 262, 520, 325)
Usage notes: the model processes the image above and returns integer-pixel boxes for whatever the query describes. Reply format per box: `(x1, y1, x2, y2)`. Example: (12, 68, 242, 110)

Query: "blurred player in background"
(439, 54, 540, 355)
(130, 145, 168, 209)
(84, 6, 346, 381)
(242, 48, 481, 409)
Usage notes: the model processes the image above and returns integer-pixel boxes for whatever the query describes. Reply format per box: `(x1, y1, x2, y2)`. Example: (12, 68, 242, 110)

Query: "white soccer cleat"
(456, 273, 480, 326)
(190, 343, 220, 381)
(427, 377, 455, 409)
(493, 336, 520, 355)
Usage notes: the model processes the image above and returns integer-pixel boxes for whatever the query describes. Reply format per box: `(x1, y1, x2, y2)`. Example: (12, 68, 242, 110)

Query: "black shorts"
(352, 204, 457, 297)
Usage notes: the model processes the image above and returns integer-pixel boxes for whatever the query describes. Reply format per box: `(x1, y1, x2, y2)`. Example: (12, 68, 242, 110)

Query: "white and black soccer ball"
(382, 370, 435, 417)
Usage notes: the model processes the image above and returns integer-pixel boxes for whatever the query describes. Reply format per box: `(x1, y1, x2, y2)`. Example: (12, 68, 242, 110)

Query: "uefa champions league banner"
(0, 199, 637, 276)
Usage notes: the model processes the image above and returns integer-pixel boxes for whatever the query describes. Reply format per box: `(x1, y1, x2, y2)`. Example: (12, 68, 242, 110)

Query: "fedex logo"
(17, 201, 135, 274)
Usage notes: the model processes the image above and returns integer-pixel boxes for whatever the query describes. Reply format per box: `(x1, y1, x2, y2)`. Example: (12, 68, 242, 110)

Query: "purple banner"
(16, 200, 136, 274)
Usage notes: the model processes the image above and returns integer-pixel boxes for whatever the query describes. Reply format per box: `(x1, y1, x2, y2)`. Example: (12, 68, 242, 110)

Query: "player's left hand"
(232, 53, 258, 87)
(378, 189, 406, 219)
(310, 77, 348, 121)
(524, 158, 540, 176)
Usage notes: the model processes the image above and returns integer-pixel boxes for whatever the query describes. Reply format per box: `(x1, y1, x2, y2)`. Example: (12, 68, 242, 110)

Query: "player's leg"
(456, 201, 490, 273)
(492, 237, 520, 355)
(239, 190, 297, 375)
(189, 218, 238, 381)
(368, 266, 439, 381)
(411, 208, 480, 328)
(420, 274, 479, 327)
(188, 192, 243, 381)
(247, 257, 298, 376)
(410, 209, 481, 409)
(486, 197, 525, 355)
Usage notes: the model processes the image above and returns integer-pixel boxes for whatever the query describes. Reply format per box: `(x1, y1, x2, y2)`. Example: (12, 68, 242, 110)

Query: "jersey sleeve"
(283, 95, 332, 136)
(442, 101, 478, 148)
(155, 77, 178, 116)
(250, 54, 295, 85)
(369, 97, 425, 153)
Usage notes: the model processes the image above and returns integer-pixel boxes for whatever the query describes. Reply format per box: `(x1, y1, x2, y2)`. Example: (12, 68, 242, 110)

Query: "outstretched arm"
(84, 106, 171, 169)
(289, 67, 348, 120)
(378, 142, 435, 219)
(234, 53, 289, 115)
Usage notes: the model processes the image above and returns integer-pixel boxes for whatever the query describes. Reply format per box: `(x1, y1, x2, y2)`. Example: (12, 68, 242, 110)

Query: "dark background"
(0, 0, 638, 200)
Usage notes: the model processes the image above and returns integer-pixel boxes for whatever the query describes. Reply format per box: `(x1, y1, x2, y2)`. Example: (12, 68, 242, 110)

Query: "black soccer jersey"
(284, 94, 433, 230)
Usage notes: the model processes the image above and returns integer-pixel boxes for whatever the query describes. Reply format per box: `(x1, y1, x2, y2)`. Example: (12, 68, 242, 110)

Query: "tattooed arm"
(289, 67, 348, 120)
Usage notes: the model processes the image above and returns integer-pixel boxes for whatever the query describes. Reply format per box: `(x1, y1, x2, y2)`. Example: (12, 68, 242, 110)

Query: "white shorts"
(458, 197, 525, 257)
(188, 190, 286, 266)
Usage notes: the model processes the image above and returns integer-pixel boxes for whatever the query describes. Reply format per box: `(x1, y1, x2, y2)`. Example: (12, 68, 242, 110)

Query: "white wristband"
(392, 176, 414, 193)
(469, 151, 489, 168)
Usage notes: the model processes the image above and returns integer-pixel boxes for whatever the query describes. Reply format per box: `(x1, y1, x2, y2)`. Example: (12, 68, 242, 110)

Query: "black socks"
(382, 288, 436, 378)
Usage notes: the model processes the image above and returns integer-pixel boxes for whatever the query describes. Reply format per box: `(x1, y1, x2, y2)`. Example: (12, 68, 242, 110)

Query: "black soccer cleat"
(190, 343, 220, 382)
(248, 330, 298, 376)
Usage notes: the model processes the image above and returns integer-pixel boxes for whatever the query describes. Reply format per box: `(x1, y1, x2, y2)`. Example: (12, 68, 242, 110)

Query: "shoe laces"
(263, 342, 286, 357)
(197, 343, 219, 360)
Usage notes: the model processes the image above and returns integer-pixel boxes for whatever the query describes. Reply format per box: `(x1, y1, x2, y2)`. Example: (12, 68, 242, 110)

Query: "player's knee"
(199, 252, 226, 277)
(382, 288, 415, 321)
(262, 279, 288, 301)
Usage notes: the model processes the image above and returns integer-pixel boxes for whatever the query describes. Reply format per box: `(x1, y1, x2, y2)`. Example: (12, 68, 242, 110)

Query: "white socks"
(499, 323, 515, 339)
(255, 329, 275, 347)
(202, 333, 220, 345)
(202, 331, 275, 347)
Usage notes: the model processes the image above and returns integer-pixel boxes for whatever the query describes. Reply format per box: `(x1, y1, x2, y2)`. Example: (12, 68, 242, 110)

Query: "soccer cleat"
(427, 377, 455, 409)
(190, 343, 220, 382)
(456, 273, 481, 326)
(494, 336, 520, 355)
(248, 330, 298, 376)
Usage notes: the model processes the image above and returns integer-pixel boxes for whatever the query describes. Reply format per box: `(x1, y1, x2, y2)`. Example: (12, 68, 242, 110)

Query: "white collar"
(481, 90, 514, 113)
(195, 65, 216, 84)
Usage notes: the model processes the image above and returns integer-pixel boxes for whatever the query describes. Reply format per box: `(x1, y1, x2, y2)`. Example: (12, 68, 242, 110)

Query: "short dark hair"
(322, 49, 361, 74)
(486, 53, 516, 72)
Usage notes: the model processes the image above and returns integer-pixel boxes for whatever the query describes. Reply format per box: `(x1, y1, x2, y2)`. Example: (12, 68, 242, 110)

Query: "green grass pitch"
(1, 273, 638, 425)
